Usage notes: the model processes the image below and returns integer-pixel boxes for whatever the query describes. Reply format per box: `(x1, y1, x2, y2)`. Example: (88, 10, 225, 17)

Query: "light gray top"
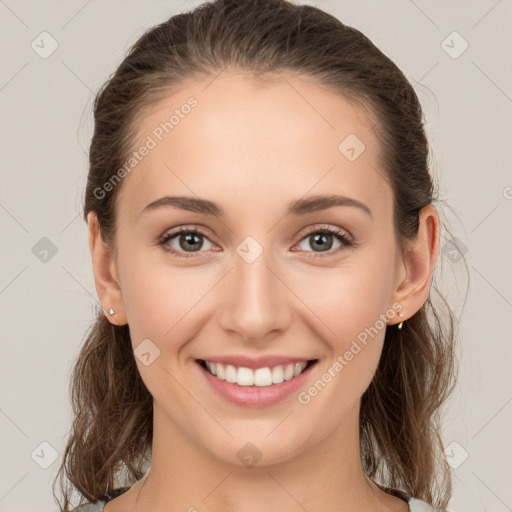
(73, 496, 448, 511)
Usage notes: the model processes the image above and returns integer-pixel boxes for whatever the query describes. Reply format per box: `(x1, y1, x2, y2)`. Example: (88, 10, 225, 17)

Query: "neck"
(126, 401, 399, 512)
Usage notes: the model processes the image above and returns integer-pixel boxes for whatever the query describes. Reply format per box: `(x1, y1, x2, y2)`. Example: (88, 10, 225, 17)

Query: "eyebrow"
(139, 194, 373, 218)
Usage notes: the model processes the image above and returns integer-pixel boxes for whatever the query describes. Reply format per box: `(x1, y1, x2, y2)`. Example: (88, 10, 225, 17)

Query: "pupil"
(181, 233, 202, 252)
(312, 233, 332, 252)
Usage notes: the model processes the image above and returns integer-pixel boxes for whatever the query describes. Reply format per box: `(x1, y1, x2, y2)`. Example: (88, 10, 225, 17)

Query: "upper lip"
(198, 355, 317, 369)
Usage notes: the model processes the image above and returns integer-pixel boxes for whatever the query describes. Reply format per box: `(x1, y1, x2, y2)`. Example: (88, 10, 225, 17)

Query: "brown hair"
(54, 0, 460, 509)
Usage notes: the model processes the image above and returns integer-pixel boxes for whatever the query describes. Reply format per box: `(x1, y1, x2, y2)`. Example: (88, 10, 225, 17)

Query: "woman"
(54, 0, 459, 510)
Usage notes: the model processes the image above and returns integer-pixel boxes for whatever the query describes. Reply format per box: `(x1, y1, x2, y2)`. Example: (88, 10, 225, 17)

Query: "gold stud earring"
(397, 311, 404, 330)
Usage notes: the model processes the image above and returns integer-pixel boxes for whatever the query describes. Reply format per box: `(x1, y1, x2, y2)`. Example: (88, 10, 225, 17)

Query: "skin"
(88, 71, 439, 512)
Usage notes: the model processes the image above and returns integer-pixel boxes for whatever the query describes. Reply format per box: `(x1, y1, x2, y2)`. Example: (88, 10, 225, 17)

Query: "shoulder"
(408, 496, 449, 511)
(71, 486, 131, 512)
(69, 495, 449, 512)
(71, 501, 105, 512)
(380, 485, 449, 512)
(69, 490, 448, 512)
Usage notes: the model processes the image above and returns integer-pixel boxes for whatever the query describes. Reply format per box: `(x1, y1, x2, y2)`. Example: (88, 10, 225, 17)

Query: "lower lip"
(197, 360, 317, 408)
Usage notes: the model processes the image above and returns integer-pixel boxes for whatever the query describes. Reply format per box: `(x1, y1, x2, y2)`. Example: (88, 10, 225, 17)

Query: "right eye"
(159, 227, 216, 258)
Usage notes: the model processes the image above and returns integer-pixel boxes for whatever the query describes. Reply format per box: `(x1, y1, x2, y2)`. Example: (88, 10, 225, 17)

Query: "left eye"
(294, 227, 351, 256)
(159, 226, 353, 259)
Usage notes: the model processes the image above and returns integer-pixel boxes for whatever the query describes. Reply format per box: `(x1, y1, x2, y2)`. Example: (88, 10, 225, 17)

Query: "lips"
(195, 357, 319, 407)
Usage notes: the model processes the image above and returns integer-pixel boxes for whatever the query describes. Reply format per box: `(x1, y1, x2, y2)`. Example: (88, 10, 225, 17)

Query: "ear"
(87, 211, 127, 325)
(389, 204, 440, 325)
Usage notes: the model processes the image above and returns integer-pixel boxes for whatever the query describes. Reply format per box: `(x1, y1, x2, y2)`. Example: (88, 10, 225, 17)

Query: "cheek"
(118, 256, 215, 403)
(291, 261, 393, 346)
(119, 251, 216, 350)
(293, 270, 391, 418)
(288, 255, 394, 405)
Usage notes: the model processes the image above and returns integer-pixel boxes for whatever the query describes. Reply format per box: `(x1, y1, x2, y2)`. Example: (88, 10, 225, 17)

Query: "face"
(103, 71, 407, 467)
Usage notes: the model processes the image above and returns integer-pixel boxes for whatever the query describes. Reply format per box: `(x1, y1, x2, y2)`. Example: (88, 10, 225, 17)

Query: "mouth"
(196, 358, 319, 387)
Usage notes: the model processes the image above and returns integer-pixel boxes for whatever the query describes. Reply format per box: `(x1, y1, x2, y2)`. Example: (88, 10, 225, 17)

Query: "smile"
(200, 359, 316, 387)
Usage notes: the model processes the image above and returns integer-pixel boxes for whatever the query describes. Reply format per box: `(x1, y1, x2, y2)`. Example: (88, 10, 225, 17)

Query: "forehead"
(116, 71, 391, 223)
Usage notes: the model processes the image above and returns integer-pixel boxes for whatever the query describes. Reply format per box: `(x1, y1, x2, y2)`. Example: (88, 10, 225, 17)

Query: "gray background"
(0, 1, 511, 510)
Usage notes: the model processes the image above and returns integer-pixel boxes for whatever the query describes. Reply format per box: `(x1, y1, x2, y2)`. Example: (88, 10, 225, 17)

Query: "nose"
(216, 249, 292, 343)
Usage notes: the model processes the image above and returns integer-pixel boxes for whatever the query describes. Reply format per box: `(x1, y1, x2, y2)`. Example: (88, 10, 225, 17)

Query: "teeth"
(254, 367, 272, 386)
(293, 363, 306, 377)
(284, 363, 294, 381)
(272, 365, 284, 384)
(225, 364, 237, 383)
(205, 361, 217, 376)
(216, 363, 225, 380)
(237, 367, 254, 386)
(203, 360, 309, 387)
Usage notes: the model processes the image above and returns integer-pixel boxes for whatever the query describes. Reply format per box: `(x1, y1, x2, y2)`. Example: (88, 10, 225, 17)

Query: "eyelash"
(158, 225, 354, 259)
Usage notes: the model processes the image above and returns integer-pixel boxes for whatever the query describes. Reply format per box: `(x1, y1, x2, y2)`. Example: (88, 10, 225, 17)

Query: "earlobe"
(390, 205, 440, 325)
(87, 211, 127, 325)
